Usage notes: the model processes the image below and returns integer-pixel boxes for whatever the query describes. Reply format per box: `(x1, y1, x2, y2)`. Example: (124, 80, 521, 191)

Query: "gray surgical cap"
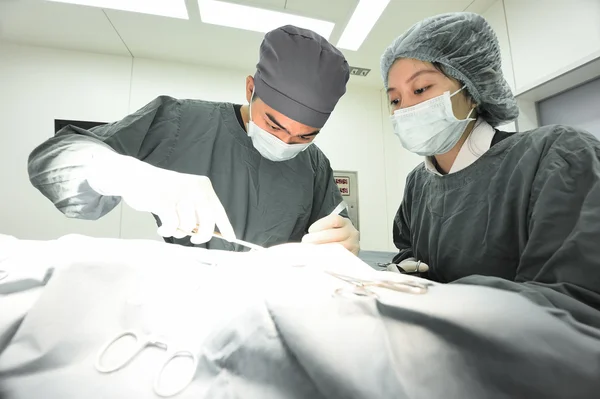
(381, 12, 519, 127)
(254, 25, 350, 129)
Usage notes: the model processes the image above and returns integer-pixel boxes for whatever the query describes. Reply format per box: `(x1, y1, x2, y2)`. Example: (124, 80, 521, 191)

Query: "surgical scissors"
(95, 330, 197, 397)
(325, 271, 430, 297)
(211, 231, 264, 251)
(329, 201, 348, 216)
(212, 201, 346, 251)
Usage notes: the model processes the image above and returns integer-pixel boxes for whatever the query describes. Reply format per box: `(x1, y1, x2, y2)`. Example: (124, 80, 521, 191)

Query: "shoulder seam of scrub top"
(424, 117, 495, 176)
(159, 97, 184, 167)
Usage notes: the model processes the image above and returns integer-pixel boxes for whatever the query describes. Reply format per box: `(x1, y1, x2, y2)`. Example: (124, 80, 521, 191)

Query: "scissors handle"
(326, 271, 430, 296)
(95, 331, 155, 373)
(154, 350, 198, 398)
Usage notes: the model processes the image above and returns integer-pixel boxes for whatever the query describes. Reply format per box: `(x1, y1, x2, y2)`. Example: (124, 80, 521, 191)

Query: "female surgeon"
(382, 12, 600, 329)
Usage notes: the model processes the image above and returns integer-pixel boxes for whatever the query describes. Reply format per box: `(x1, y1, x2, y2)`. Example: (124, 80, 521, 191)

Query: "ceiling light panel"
(337, 0, 390, 51)
(198, 0, 335, 40)
(45, 0, 189, 19)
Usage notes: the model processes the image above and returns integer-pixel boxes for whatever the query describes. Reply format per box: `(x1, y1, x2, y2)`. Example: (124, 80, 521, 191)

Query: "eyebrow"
(266, 113, 320, 137)
(386, 69, 440, 93)
(406, 69, 439, 83)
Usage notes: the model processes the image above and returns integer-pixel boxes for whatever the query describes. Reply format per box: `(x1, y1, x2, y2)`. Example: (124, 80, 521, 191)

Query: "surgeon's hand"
(88, 152, 236, 244)
(302, 215, 360, 256)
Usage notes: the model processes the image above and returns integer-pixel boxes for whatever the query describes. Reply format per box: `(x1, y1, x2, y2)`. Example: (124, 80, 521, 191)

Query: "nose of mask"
(247, 122, 312, 162)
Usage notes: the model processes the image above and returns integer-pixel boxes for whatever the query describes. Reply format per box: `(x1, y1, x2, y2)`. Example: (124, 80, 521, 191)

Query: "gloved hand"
(386, 257, 429, 273)
(301, 215, 360, 256)
(87, 151, 235, 244)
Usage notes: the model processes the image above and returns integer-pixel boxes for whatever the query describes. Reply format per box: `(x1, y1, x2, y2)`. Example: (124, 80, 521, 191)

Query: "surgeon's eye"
(268, 123, 280, 131)
(390, 99, 400, 106)
(414, 86, 430, 95)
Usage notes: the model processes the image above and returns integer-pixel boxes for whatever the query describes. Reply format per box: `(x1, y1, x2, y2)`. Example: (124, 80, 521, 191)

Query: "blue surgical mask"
(390, 86, 475, 156)
(247, 90, 312, 162)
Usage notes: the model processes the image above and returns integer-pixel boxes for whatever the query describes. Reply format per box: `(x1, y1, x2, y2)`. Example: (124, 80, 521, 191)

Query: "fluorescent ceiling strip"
(46, 0, 189, 19)
(198, 0, 335, 40)
(337, 0, 390, 51)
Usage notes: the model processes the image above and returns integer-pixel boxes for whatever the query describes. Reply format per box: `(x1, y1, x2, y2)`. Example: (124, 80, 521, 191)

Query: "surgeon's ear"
(245, 76, 255, 103)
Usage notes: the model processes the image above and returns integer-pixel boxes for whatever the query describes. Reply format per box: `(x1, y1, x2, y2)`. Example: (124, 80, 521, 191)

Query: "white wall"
(504, 0, 600, 94)
(311, 82, 392, 251)
(482, 0, 600, 131)
(0, 42, 394, 250)
(0, 42, 129, 240)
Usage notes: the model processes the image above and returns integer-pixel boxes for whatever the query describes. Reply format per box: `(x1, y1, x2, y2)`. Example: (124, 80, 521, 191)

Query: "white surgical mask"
(247, 91, 312, 162)
(390, 86, 475, 156)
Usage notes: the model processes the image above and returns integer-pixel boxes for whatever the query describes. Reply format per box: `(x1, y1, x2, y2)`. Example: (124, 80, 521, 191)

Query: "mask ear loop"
(450, 85, 477, 121)
(465, 107, 475, 119)
(248, 88, 256, 124)
(450, 85, 467, 97)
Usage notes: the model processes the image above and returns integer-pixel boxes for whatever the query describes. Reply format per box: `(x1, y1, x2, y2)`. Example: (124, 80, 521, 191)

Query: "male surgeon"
(28, 25, 360, 254)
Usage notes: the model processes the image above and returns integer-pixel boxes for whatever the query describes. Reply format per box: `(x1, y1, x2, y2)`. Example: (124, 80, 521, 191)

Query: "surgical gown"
(393, 124, 600, 329)
(27, 96, 344, 250)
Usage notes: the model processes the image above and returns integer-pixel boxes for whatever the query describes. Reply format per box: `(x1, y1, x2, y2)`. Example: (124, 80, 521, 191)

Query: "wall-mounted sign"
(333, 170, 359, 230)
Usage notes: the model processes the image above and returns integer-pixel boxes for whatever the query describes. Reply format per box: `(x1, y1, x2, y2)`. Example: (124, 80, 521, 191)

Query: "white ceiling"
(0, 0, 498, 88)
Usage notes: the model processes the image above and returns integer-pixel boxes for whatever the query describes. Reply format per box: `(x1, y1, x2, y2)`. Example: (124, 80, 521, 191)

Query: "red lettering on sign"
(335, 175, 351, 196)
